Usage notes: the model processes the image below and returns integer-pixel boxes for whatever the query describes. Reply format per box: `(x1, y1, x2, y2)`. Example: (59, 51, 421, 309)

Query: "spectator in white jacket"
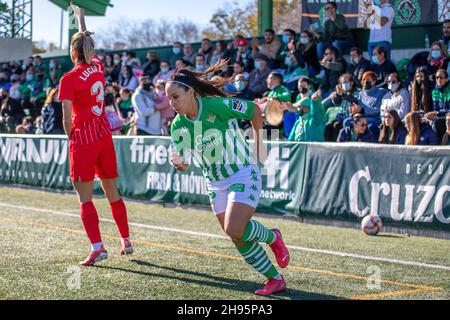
(380, 73, 411, 119)
(132, 76, 161, 135)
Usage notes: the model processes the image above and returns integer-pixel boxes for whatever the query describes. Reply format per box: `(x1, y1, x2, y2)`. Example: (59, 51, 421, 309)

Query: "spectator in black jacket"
(41, 88, 64, 134)
(0, 88, 23, 133)
(142, 51, 160, 79)
(316, 46, 346, 99)
(337, 113, 375, 142)
(347, 47, 372, 87)
(371, 46, 397, 88)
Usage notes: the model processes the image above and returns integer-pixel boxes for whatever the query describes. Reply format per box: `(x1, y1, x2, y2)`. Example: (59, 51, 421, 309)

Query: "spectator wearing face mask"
(41, 88, 64, 135)
(153, 60, 173, 85)
(233, 74, 256, 101)
(169, 42, 184, 69)
(193, 54, 209, 74)
(283, 51, 308, 91)
(371, 46, 397, 88)
(316, 46, 347, 100)
(379, 109, 407, 145)
(430, 69, 450, 141)
(277, 29, 297, 66)
(405, 112, 439, 145)
(251, 29, 281, 63)
(337, 113, 375, 143)
(427, 42, 449, 77)
(441, 112, 450, 145)
(356, 71, 386, 129)
(364, 0, 394, 61)
(347, 47, 372, 86)
(132, 76, 161, 136)
(142, 51, 160, 79)
(119, 65, 139, 91)
(310, 1, 354, 60)
(111, 53, 122, 82)
(248, 54, 272, 97)
(380, 73, 411, 119)
(154, 80, 175, 135)
(183, 43, 197, 65)
(291, 31, 321, 78)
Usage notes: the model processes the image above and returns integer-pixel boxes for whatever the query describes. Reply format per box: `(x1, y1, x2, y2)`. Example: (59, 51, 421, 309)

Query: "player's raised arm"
(70, 2, 87, 33)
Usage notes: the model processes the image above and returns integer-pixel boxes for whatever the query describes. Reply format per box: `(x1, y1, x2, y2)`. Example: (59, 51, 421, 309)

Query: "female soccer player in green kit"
(166, 61, 290, 296)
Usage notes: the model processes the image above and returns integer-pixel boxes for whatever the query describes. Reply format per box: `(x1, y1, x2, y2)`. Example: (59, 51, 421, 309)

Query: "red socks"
(80, 201, 102, 245)
(110, 199, 130, 239)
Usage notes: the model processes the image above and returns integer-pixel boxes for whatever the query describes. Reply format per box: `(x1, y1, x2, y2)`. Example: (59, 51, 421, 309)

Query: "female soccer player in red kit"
(59, 3, 132, 266)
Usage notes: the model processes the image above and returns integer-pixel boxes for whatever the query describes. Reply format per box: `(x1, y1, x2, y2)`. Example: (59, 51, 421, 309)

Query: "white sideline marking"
(1, 203, 450, 272)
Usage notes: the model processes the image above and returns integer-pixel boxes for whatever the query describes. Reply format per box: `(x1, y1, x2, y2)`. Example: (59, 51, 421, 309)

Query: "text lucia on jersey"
(79, 65, 101, 82)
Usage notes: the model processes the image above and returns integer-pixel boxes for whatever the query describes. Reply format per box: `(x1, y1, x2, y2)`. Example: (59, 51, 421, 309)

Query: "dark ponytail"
(169, 59, 233, 98)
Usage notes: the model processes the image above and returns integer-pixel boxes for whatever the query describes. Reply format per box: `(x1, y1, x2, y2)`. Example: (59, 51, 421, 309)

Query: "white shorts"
(207, 165, 262, 215)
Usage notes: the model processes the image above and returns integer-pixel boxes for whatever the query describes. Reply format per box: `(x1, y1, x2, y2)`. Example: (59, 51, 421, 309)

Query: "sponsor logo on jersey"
(207, 114, 216, 124)
(229, 183, 245, 193)
(231, 100, 248, 113)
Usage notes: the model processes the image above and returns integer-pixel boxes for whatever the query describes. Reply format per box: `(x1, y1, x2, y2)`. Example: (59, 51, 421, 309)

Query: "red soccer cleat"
(120, 238, 133, 256)
(79, 247, 108, 266)
(255, 276, 287, 296)
(269, 229, 290, 268)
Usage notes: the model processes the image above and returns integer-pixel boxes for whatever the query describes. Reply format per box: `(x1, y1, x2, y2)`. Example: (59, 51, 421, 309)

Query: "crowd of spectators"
(1, 1, 449, 145)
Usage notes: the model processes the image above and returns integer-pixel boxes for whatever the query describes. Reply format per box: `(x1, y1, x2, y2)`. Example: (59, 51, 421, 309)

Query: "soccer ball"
(361, 215, 382, 236)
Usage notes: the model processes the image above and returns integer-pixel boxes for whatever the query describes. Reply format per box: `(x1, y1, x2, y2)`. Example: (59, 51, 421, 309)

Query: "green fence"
(1, 134, 449, 231)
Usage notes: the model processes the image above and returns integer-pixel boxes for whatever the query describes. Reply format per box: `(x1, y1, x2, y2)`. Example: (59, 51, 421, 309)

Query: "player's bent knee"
(224, 226, 245, 241)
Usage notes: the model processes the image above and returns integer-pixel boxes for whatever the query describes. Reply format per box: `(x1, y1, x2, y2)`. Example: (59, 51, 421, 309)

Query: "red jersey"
(59, 55, 111, 146)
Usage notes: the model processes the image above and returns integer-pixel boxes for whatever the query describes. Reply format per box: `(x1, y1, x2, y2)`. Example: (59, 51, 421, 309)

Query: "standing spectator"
(183, 43, 197, 65)
(169, 42, 184, 69)
(31, 68, 51, 115)
(380, 73, 411, 119)
(310, 1, 354, 59)
(337, 113, 375, 142)
(439, 19, 450, 56)
(119, 65, 138, 91)
(0, 88, 23, 133)
(153, 60, 173, 85)
(430, 69, 450, 140)
(251, 29, 281, 62)
(125, 51, 141, 69)
(142, 51, 160, 79)
(154, 80, 175, 135)
(118, 88, 133, 119)
(48, 59, 63, 86)
(8, 74, 20, 100)
(34, 55, 48, 77)
(411, 66, 434, 114)
(441, 112, 450, 145)
(379, 109, 407, 144)
(356, 71, 386, 129)
(198, 38, 213, 65)
(132, 76, 161, 136)
(316, 46, 346, 99)
(104, 92, 124, 135)
(405, 112, 439, 145)
(41, 88, 64, 135)
(347, 47, 372, 86)
(110, 53, 122, 82)
(427, 42, 449, 77)
(248, 54, 272, 97)
(364, 0, 395, 61)
(104, 54, 115, 82)
(371, 46, 397, 88)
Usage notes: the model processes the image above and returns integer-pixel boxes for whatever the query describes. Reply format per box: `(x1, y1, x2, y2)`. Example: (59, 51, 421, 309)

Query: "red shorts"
(69, 134, 118, 182)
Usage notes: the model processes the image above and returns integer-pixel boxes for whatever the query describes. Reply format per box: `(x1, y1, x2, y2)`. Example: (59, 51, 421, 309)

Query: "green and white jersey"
(171, 97, 255, 183)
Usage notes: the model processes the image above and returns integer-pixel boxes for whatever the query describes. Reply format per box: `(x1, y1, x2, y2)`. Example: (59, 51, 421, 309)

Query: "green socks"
(236, 241, 279, 279)
(238, 220, 276, 244)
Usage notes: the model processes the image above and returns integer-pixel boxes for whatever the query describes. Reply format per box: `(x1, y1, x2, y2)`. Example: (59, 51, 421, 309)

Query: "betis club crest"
(394, 0, 421, 25)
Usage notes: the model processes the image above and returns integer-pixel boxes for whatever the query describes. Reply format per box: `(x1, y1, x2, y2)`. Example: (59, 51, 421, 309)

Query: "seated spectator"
(364, 0, 394, 61)
(154, 80, 175, 135)
(405, 112, 439, 145)
(110, 53, 122, 82)
(8, 74, 20, 100)
(104, 54, 115, 82)
(118, 88, 133, 119)
(232, 61, 249, 80)
(235, 38, 254, 72)
(310, 1, 354, 59)
(119, 65, 138, 91)
(411, 66, 434, 115)
(153, 60, 173, 85)
(33, 55, 48, 77)
(439, 19, 450, 56)
(183, 43, 197, 65)
(356, 71, 386, 128)
(175, 59, 192, 70)
(251, 28, 281, 63)
(278, 29, 297, 65)
(347, 47, 372, 86)
(286, 89, 325, 142)
(248, 54, 272, 97)
(291, 31, 321, 78)
(0, 88, 23, 133)
(169, 42, 184, 69)
(41, 88, 64, 135)
(132, 76, 161, 136)
(379, 109, 407, 145)
(104, 92, 124, 135)
(380, 73, 411, 119)
(194, 54, 209, 73)
(15, 124, 26, 134)
(142, 51, 160, 79)
(427, 42, 450, 77)
(283, 51, 308, 91)
(22, 56, 34, 73)
(22, 116, 36, 134)
(337, 113, 375, 142)
(0, 72, 10, 91)
(430, 69, 450, 140)
(441, 112, 450, 145)
(198, 38, 213, 65)
(125, 50, 141, 69)
(233, 74, 257, 101)
(371, 46, 397, 87)
(31, 68, 51, 115)
(316, 46, 346, 99)
(210, 41, 230, 66)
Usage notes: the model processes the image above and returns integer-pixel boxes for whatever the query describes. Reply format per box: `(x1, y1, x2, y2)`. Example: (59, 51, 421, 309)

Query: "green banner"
(1, 135, 449, 231)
